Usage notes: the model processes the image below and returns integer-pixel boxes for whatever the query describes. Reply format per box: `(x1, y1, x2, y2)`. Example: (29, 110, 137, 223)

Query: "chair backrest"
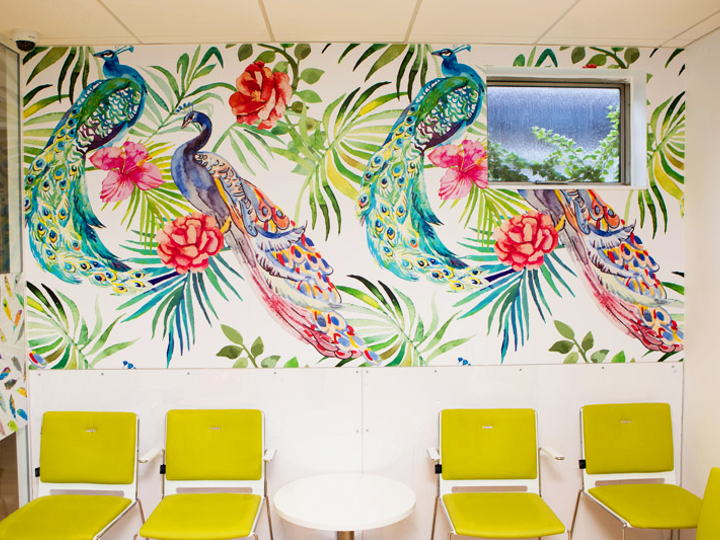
(163, 409, 265, 496)
(38, 411, 139, 499)
(697, 467, 720, 540)
(439, 408, 539, 496)
(580, 402, 676, 488)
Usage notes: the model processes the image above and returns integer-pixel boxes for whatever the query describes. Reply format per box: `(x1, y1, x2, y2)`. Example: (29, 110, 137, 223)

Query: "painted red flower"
(90, 141, 163, 202)
(155, 213, 224, 274)
(583, 63, 598, 69)
(493, 210, 558, 271)
(229, 61, 292, 130)
(428, 139, 488, 200)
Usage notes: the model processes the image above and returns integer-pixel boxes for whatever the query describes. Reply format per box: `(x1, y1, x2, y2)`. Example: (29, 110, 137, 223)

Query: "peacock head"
(93, 45, 134, 63)
(181, 110, 199, 129)
(431, 44, 471, 61)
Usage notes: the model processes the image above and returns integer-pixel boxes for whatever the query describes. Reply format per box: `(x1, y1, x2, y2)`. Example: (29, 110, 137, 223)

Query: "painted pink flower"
(90, 141, 163, 202)
(155, 213, 224, 274)
(428, 140, 488, 200)
(493, 210, 558, 271)
(229, 61, 293, 130)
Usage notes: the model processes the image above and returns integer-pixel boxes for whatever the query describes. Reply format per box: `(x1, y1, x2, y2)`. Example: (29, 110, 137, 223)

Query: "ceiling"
(1, 0, 719, 50)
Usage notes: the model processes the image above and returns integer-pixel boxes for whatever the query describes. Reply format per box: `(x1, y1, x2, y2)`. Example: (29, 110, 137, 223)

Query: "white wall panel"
(28, 363, 684, 539)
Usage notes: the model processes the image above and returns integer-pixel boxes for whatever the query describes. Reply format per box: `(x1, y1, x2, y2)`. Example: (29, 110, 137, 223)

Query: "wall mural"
(0, 274, 27, 437)
(21, 43, 685, 369)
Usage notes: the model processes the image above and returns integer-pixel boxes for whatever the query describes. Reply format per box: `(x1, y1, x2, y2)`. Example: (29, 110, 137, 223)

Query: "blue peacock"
(172, 110, 378, 363)
(356, 45, 486, 291)
(24, 46, 147, 293)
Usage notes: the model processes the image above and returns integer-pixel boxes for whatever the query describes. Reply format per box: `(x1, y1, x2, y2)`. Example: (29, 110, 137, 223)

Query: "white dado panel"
(28, 363, 684, 540)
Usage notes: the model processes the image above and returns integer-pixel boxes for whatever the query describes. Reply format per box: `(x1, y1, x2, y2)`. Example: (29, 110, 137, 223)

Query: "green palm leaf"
(132, 45, 235, 141)
(455, 238, 576, 360)
(119, 237, 244, 365)
(336, 43, 435, 100)
(26, 282, 137, 369)
(337, 275, 473, 366)
(277, 83, 404, 238)
(635, 91, 685, 236)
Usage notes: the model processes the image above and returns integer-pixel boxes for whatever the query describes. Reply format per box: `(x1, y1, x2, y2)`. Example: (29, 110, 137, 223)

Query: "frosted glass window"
(0, 44, 20, 273)
(487, 82, 624, 185)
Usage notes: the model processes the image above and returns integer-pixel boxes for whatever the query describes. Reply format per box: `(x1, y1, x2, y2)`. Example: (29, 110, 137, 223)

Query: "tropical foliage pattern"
(20, 43, 685, 369)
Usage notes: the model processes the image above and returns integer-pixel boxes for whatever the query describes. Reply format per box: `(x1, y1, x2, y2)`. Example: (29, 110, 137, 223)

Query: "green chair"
(137, 409, 274, 540)
(569, 403, 701, 540)
(428, 408, 566, 539)
(0, 411, 141, 540)
(697, 467, 720, 540)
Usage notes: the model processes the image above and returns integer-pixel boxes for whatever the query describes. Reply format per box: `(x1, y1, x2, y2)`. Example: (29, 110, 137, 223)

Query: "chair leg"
(430, 495, 439, 540)
(568, 489, 583, 540)
(265, 496, 275, 540)
(137, 499, 147, 523)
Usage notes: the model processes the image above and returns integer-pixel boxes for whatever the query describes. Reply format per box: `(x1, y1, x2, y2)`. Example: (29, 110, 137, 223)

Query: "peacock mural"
(20, 42, 685, 369)
(24, 47, 154, 294)
(356, 45, 486, 291)
(170, 109, 376, 362)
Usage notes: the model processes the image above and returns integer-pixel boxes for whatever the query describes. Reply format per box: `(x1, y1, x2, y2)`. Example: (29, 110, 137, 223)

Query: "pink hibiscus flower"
(90, 141, 163, 202)
(428, 139, 488, 200)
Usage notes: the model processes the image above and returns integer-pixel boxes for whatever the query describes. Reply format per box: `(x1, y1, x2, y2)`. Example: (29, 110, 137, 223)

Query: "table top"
(273, 473, 416, 532)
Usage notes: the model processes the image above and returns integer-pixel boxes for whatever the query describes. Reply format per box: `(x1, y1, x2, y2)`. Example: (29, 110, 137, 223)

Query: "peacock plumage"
(24, 46, 147, 293)
(356, 45, 486, 291)
(522, 188, 683, 352)
(172, 111, 377, 362)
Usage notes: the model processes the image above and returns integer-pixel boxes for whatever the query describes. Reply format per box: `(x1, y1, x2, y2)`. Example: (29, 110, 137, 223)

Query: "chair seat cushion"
(0, 494, 132, 540)
(443, 492, 565, 538)
(139, 493, 262, 540)
(588, 483, 702, 529)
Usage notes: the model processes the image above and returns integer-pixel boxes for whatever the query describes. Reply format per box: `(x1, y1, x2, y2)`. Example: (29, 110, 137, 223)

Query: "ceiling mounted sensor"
(10, 29, 39, 52)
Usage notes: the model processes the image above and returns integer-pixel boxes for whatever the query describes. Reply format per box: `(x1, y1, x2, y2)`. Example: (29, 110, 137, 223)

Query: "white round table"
(273, 473, 416, 539)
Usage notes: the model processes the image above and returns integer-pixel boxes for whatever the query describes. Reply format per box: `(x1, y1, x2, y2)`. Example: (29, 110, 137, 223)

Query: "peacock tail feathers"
(524, 189, 683, 352)
(173, 112, 378, 362)
(24, 48, 148, 293)
(357, 47, 486, 292)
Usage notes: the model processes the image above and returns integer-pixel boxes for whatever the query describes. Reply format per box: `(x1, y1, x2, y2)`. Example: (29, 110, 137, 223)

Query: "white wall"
(28, 364, 683, 540)
(683, 27, 720, 500)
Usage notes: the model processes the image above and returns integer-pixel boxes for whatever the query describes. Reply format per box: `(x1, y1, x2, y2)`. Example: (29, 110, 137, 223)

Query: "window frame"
(484, 67, 647, 189)
(0, 43, 21, 273)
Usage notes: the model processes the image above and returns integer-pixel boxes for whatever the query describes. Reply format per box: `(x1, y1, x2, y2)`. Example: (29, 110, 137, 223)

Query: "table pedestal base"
(337, 532, 354, 540)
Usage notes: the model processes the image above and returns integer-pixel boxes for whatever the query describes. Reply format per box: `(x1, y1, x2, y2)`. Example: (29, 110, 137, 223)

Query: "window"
(0, 43, 21, 273)
(485, 67, 646, 188)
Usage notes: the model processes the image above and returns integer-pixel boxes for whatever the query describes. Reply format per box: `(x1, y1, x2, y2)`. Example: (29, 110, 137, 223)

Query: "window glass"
(487, 83, 623, 184)
(0, 44, 20, 273)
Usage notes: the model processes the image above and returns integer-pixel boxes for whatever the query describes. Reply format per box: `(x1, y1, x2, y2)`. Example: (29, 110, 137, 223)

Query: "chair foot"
(568, 489, 583, 539)
(431, 495, 439, 540)
(265, 496, 275, 540)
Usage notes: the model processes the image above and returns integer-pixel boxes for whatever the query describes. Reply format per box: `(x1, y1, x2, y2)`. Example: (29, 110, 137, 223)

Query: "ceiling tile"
(666, 10, 720, 45)
(0, 0, 136, 45)
(263, 0, 417, 42)
(99, 0, 271, 43)
(410, 0, 577, 44)
(543, 0, 720, 46)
